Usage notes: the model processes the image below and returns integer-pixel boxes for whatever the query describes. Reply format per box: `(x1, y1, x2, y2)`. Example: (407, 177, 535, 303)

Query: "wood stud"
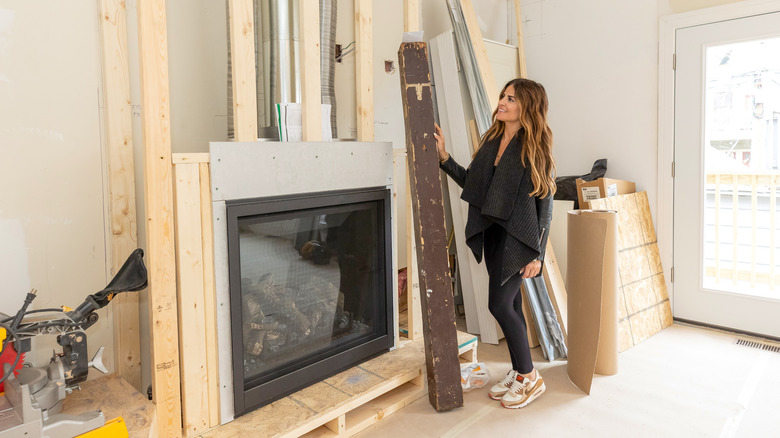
(228, 0, 258, 141)
(137, 0, 183, 435)
(299, 0, 322, 141)
(355, 0, 374, 141)
(98, 0, 141, 391)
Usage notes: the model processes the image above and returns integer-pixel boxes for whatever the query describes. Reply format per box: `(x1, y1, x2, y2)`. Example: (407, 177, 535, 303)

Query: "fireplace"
(227, 187, 393, 414)
(210, 141, 396, 421)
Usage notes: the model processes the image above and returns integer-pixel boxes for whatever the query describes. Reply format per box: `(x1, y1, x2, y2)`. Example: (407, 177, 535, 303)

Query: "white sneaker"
(488, 370, 518, 400)
(500, 371, 546, 409)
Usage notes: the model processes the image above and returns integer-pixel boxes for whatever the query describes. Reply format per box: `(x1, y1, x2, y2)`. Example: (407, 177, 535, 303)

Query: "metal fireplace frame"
(209, 140, 396, 423)
(226, 187, 393, 415)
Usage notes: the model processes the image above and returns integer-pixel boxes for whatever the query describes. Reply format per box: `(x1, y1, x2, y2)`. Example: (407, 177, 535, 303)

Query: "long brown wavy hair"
(475, 78, 556, 197)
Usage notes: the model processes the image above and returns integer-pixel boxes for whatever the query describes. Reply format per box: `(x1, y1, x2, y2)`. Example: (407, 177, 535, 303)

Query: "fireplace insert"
(226, 187, 393, 415)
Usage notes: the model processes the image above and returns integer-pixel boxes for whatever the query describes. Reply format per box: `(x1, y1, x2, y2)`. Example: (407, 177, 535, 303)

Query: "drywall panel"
(166, 0, 229, 153)
(0, 2, 112, 373)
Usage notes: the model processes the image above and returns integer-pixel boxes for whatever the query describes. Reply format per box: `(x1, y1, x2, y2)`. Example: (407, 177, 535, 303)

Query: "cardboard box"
(576, 177, 636, 209)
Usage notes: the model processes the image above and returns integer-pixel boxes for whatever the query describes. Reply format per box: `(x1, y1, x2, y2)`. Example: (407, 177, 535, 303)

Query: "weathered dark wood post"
(398, 41, 463, 412)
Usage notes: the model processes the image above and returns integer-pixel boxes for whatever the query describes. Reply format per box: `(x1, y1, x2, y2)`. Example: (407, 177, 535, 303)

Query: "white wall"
(0, 1, 114, 374)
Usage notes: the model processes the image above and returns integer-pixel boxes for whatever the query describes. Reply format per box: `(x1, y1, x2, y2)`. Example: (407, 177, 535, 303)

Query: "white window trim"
(657, 0, 780, 307)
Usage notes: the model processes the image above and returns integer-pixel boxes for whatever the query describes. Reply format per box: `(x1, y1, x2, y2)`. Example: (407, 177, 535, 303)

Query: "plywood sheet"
(590, 192, 673, 352)
(203, 341, 427, 438)
(62, 374, 156, 438)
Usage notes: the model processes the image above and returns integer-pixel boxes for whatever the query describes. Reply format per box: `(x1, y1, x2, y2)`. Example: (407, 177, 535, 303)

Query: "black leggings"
(484, 224, 534, 374)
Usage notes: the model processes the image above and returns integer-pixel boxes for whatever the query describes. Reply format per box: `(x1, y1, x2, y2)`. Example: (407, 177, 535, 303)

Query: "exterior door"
(674, 12, 780, 337)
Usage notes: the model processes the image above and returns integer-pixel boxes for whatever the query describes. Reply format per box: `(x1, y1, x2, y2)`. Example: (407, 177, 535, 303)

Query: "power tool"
(0, 249, 147, 438)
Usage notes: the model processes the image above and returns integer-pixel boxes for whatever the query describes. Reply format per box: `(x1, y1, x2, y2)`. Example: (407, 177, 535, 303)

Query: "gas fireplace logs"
(241, 274, 347, 370)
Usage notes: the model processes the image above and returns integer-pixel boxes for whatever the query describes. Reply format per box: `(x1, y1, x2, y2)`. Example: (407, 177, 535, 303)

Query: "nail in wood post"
(397, 41, 463, 412)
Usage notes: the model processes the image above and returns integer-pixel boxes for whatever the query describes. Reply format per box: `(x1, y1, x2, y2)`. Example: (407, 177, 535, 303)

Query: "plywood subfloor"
(203, 340, 426, 438)
(61, 374, 156, 438)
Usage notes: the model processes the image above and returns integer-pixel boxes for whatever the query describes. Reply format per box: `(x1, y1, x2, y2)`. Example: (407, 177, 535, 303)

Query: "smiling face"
(495, 84, 522, 129)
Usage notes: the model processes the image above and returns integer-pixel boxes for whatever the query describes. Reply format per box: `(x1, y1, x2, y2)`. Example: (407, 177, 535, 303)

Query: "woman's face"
(496, 84, 521, 125)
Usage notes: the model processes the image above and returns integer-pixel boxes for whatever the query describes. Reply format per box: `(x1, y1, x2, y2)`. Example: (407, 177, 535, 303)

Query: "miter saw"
(0, 249, 147, 438)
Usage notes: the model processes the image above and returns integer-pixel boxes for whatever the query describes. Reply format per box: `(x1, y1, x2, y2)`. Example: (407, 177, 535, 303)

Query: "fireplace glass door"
(226, 187, 392, 415)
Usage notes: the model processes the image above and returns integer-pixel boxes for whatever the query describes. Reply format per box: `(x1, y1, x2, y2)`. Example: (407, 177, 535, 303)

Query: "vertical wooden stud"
(173, 164, 209, 436)
(299, 0, 322, 141)
(405, 172, 423, 341)
(355, 0, 373, 141)
(513, 0, 527, 78)
(199, 162, 221, 427)
(228, 0, 258, 141)
(98, 0, 141, 391)
(137, 0, 182, 435)
(404, 0, 420, 33)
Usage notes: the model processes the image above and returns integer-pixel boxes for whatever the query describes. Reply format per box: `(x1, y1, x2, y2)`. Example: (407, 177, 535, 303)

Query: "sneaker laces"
(498, 370, 517, 388)
(509, 374, 531, 395)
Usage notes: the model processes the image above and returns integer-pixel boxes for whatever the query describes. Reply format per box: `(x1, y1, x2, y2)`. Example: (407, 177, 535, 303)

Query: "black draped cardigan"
(439, 133, 553, 285)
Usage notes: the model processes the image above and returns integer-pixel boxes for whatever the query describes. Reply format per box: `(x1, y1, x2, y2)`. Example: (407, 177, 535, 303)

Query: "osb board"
(61, 374, 156, 438)
(590, 192, 672, 351)
(202, 343, 427, 438)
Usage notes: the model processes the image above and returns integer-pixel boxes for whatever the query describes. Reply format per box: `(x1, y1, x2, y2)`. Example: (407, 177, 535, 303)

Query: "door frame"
(657, 0, 780, 312)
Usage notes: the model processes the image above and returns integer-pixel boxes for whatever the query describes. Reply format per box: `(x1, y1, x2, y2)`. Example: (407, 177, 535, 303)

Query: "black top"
(440, 133, 553, 284)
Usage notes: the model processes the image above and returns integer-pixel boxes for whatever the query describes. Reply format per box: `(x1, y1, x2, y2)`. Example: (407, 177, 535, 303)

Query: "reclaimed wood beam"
(398, 41, 463, 412)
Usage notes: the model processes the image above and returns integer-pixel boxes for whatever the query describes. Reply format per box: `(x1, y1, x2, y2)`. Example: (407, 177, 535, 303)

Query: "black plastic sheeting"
(554, 159, 607, 209)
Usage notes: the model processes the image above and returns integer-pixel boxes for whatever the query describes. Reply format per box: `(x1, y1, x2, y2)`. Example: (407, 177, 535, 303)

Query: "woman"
(434, 78, 555, 409)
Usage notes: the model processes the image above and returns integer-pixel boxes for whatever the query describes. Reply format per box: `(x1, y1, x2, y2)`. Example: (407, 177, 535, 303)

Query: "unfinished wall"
(0, 0, 753, 395)
(0, 2, 114, 374)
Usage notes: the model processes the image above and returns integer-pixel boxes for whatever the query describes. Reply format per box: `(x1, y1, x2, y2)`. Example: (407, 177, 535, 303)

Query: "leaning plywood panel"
(399, 41, 463, 412)
(590, 192, 673, 351)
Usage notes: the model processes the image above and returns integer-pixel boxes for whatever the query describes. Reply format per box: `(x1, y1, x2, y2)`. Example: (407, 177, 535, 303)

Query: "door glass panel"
(703, 37, 780, 297)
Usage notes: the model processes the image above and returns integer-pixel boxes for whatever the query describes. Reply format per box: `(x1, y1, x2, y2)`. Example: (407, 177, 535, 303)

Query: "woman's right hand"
(433, 123, 449, 163)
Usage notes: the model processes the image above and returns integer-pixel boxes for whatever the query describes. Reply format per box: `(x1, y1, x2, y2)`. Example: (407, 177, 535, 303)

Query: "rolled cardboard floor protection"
(566, 210, 619, 394)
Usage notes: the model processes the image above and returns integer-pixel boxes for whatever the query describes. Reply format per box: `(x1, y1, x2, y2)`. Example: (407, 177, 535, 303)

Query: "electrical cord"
(0, 308, 65, 324)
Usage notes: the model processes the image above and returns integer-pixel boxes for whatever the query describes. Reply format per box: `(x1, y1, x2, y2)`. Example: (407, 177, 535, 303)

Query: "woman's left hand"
(520, 260, 541, 278)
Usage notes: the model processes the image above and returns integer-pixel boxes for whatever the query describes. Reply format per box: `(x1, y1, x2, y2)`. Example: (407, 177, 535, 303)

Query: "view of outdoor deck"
(700, 37, 779, 298)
